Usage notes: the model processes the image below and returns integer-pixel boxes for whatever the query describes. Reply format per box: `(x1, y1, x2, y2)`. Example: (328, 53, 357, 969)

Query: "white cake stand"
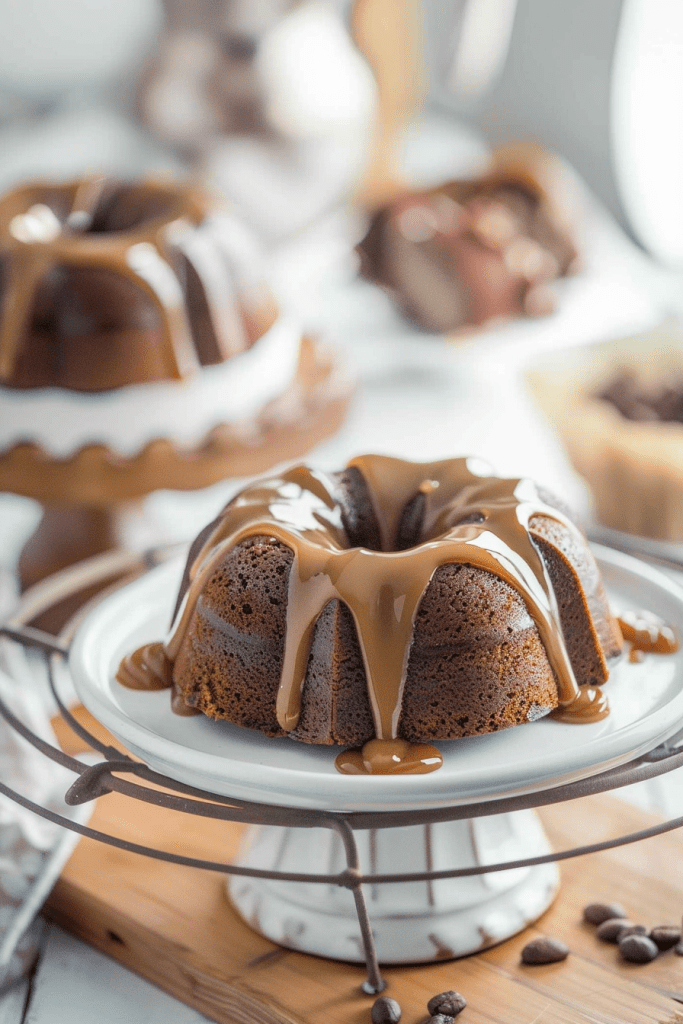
(67, 546, 683, 965)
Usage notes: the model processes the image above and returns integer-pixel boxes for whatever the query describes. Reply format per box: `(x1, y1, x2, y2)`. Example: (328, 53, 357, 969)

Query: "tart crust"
(527, 322, 683, 540)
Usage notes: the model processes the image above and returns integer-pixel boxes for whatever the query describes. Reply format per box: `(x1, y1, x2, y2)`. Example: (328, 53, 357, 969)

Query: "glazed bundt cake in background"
(0, 173, 353, 588)
(0, 175, 278, 392)
(0, 173, 352, 504)
(118, 455, 623, 775)
(358, 145, 581, 334)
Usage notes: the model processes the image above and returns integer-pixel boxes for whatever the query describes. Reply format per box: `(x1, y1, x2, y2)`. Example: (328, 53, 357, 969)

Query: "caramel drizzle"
(0, 176, 231, 383)
(165, 456, 591, 744)
(117, 641, 199, 715)
(617, 611, 679, 660)
(335, 739, 443, 776)
(118, 641, 173, 691)
(550, 684, 609, 724)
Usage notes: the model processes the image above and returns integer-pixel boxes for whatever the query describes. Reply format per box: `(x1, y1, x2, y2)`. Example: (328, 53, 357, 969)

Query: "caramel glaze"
(550, 684, 609, 724)
(335, 739, 443, 776)
(618, 611, 679, 663)
(119, 455, 614, 776)
(117, 641, 173, 691)
(116, 641, 199, 715)
(0, 175, 275, 389)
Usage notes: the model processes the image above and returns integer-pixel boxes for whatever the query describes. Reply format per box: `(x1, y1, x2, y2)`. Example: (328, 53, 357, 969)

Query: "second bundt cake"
(0, 174, 277, 391)
(0, 173, 356, 508)
(118, 455, 623, 773)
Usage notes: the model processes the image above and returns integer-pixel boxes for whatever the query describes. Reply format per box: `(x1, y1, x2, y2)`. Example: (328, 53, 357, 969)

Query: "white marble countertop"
(2, 123, 683, 1022)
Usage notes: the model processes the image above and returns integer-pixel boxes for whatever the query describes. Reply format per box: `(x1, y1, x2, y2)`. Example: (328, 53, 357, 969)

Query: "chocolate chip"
(596, 918, 634, 943)
(651, 926, 681, 951)
(427, 990, 467, 1016)
(521, 937, 569, 964)
(371, 995, 401, 1024)
(618, 935, 659, 963)
(583, 902, 628, 925)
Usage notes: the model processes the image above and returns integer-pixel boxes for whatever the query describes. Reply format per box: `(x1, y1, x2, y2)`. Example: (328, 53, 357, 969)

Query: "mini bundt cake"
(118, 455, 623, 774)
(358, 145, 580, 333)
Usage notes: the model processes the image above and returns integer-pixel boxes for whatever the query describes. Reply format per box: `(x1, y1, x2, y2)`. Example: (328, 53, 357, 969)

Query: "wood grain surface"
(46, 710, 683, 1024)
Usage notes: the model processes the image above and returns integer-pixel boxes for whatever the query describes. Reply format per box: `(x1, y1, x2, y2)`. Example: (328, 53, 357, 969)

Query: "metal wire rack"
(3, 544, 683, 995)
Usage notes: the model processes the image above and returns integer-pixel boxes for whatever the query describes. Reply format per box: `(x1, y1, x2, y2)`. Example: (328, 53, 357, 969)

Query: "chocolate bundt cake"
(0, 173, 356, 509)
(118, 455, 623, 775)
(0, 174, 277, 392)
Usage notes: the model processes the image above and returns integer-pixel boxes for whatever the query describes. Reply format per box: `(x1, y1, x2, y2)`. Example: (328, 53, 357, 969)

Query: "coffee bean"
(618, 934, 659, 963)
(583, 902, 628, 926)
(675, 941, 683, 956)
(429, 1016, 455, 1024)
(371, 996, 401, 1024)
(618, 924, 649, 940)
(596, 918, 634, 943)
(427, 990, 467, 1016)
(651, 926, 681, 951)
(521, 937, 569, 964)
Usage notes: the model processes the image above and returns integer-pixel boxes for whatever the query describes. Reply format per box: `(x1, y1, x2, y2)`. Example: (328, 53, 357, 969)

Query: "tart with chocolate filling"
(527, 323, 683, 541)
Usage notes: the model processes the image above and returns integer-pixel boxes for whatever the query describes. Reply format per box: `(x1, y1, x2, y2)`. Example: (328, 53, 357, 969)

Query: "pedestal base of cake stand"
(227, 810, 559, 964)
(18, 501, 152, 634)
(18, 502, 147, 592)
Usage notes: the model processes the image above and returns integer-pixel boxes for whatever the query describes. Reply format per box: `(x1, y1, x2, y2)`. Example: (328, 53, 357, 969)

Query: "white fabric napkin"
(0, 641, 89, 993)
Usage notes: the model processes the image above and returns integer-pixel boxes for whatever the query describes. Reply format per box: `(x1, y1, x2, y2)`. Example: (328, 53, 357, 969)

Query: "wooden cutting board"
(46, 708, 683, 1024)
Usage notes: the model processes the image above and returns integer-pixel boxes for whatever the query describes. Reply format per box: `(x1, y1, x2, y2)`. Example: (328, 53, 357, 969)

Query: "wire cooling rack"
(3, 545, 683, 994)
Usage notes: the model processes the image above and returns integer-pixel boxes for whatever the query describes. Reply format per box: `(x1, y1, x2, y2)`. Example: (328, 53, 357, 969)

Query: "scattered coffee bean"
(371, 995, 401, 1024)
(618, 924, 649, 940)
(521, 937, 569, 964)
(596, 918, 634, 943)
(583, 902, 628, 926)
(619, 934, 659, 964)
(651, 926, 681, 951)
(429, 1016, 455, 1024)
(427, 990, 467, 1017)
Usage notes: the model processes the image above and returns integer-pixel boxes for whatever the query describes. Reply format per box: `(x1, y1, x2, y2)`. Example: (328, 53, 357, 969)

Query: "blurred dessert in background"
(137, 0, 380, 242)
(358, 144, 581, 334)
(526, 322, 683, 542)
(0, 173, 352, 585)
(598, 368, 683, 426)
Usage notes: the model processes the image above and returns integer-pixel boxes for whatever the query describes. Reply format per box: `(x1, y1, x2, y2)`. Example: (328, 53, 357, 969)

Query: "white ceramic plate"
(589, 524, 683, 571)
(69, 545, 683, 812)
